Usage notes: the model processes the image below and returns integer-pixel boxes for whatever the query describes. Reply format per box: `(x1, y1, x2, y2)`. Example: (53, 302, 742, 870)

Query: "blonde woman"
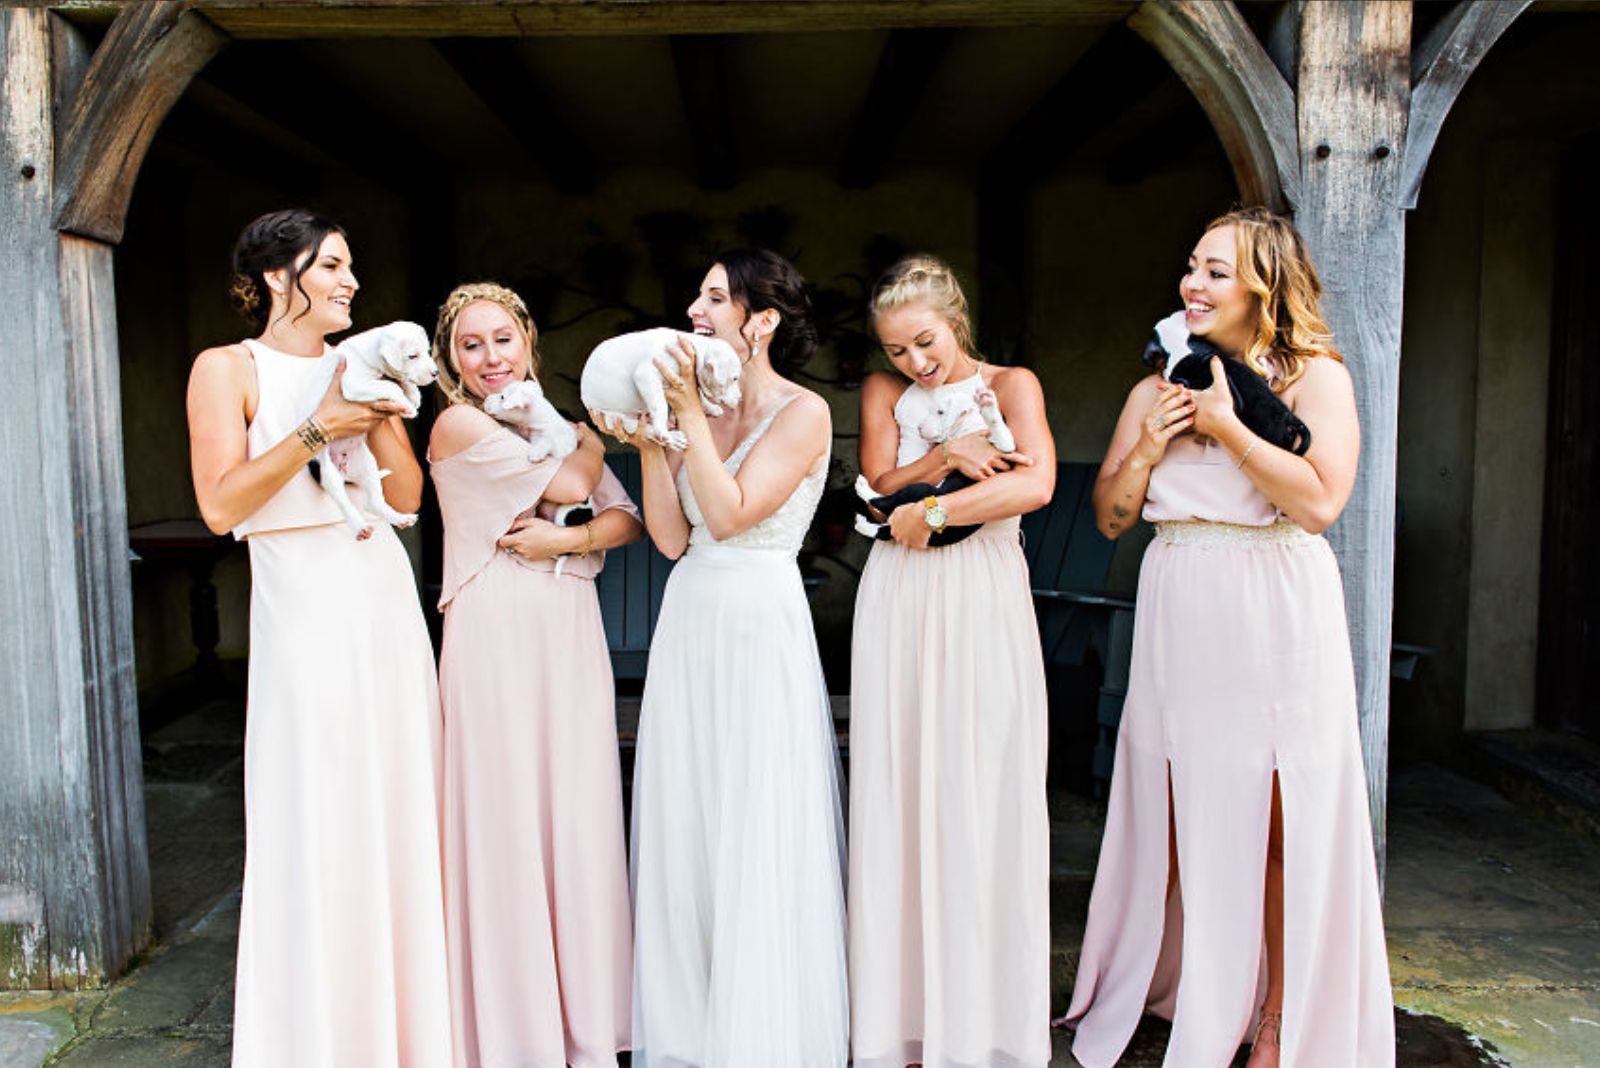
(1065, 208, 1393, 1067)
(429, 282, 641, 1068)
(849, 256, 1057, 1068)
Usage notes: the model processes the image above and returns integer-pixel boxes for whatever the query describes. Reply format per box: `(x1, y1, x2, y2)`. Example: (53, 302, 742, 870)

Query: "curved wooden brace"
(1129, 0, 1300, 212)
(1400, 0, 1533, 209)
(53, 1, 228, 244)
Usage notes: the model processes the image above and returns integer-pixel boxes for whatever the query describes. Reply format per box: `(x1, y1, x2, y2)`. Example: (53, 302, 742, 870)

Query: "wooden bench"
(1020, 461, 1134, 796)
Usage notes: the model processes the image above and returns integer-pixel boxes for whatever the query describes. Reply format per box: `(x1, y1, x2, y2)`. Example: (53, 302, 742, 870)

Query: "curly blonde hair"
(432, 281, 543, 409)
(869, 255, 980, 360)
(1207, 206, 1340, 391)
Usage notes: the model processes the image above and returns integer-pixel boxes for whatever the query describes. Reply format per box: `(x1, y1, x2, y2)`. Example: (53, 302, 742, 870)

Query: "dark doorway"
(1538, 128, 1600, 739)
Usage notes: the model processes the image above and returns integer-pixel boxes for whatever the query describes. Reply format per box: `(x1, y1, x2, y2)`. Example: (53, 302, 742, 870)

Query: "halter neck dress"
(849, 370, 1052, 1068)
(229, 338, 451, 1068)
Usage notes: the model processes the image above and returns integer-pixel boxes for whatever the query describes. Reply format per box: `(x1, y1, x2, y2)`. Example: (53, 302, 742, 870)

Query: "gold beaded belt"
(1153, 519, 1314, 546)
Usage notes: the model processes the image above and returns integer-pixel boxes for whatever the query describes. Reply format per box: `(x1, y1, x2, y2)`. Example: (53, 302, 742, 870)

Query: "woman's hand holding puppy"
(310, 358, 405, 440)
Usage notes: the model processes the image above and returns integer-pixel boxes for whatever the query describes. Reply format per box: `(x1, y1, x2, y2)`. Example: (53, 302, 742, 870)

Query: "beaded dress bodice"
(677, 397, 827, 556)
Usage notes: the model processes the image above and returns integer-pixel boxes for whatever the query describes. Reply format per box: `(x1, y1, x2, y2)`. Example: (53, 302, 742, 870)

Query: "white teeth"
(1187, 302, 1212, 313)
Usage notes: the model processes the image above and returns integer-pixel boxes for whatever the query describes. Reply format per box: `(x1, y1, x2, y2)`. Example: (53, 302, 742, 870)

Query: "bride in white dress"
(596, 249, 847, 1068)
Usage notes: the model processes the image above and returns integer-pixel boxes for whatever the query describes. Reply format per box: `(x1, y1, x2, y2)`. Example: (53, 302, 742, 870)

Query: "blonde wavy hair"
(869, 255, 981, 361)
(1207, 206, 1340, 391)
(432, 281, 542, 409)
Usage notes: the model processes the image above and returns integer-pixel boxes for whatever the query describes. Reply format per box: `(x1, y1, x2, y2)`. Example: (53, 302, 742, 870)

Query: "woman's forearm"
(639, 444, 690, 558)
(863, 446, 951, 496)
(195, 430, 320, 534)
(368, 416, 423, 513)
(1208, 420, 1346, 533)
(938, 462, 1055, 527)
(1093, 453, 1154, 539)
(588, 507, 643, 552)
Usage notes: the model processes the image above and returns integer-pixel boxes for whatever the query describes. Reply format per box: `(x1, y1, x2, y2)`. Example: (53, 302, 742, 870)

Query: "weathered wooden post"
(0, 2, 223, 988)
(1133, 0, 1531, 881)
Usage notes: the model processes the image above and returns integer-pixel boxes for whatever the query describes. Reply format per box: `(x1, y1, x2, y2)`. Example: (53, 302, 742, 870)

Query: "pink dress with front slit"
(1065, 430, 1394, 1067)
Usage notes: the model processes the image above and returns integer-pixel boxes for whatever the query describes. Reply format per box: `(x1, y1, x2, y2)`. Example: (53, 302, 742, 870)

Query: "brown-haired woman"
(850, 255, 1057, 1068)
(1064, 208, 1393, 1067)
(429, 282, 641, 1068)
(186, 208, 451, 1066)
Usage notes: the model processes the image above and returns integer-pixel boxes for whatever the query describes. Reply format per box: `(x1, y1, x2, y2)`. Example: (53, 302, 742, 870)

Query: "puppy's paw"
(854, 514, 882, 538)
(655, 428, 690, 451)
(854, 474, 876, 502)
(392, 513, 418, 530)
(356, 525, 375, 541)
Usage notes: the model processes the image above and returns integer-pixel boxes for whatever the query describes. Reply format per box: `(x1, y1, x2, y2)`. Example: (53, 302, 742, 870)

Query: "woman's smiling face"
(452, 300, 530, 398)
(1180, 223, 1256, 358)
(874, 301, 968, 390)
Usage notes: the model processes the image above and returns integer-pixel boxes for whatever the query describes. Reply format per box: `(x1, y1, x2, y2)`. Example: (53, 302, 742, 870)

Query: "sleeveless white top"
(232, 338, 370, 539)
(892, 371, 990, 467)
(677, 396, 827, 556)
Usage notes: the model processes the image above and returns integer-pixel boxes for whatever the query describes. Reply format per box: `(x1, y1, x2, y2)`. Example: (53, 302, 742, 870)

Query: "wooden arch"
(2, 0, 1534, 989)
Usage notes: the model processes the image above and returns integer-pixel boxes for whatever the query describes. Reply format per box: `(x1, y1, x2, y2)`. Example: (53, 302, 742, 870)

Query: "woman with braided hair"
(429, 282, 641, 1068)
(848, 254, 1056, 1068)
(187, 208, 452, 1066)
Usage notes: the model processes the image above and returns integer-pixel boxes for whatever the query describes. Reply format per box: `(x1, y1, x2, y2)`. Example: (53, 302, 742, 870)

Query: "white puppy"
(915, 383, 1016, 454)
(298, 320, 438, 540)
(580, 327, 741, 450)
(482, 379, 578, 463)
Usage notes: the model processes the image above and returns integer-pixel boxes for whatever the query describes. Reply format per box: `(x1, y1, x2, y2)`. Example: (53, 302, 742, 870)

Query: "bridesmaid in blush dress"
(186, 209, 452, 1067)
(428, 282, 641, 1068)
(848, 255, 1057, 1068)
(1065, 207, 1393, 1068)
(602, 250, 848, 1068)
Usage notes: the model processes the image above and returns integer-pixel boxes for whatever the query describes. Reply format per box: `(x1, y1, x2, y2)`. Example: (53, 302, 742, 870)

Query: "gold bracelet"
(940, 441, 951, 465)
(579, 521, 595, 558)
(1236, 438, 1259, 469)
(295, 416, 328, 451)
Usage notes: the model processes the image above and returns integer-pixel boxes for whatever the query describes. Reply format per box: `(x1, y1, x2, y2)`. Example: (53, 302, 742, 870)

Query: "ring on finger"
(1157, 415, 1167, 429)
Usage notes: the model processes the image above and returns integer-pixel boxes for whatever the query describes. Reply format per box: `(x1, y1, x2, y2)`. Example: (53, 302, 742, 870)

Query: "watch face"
(925, 504, 948, 529)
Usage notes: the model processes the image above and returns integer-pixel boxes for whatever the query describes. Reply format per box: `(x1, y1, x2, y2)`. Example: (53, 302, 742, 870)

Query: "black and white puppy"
(853, 472, 978, 548)
(1142, 311, 1312, 456)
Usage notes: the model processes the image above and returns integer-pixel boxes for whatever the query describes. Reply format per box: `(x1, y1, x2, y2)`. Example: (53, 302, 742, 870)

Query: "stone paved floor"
(3, 697, 1597, 1067)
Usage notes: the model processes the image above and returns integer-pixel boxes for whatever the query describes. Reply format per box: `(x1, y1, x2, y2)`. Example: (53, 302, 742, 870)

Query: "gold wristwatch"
(922, 495, 947, 533)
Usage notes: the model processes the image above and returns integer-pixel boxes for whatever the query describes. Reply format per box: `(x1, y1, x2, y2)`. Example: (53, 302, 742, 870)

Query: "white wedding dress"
(630, 398, 849, 1068)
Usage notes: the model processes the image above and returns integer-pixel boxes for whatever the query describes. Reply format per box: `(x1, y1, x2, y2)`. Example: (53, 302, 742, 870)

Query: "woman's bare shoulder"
(430, 403, 502, 460)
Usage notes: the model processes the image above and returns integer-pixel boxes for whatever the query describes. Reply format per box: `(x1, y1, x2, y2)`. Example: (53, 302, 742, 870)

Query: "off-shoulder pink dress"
(1066, 432, 1394, 1067)
(431, 427, 638, 1068)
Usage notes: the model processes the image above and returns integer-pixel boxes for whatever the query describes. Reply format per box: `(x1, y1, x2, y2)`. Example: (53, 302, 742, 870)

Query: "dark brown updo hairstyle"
(717, 247, 818, 377)
(228, 208, 346, 331)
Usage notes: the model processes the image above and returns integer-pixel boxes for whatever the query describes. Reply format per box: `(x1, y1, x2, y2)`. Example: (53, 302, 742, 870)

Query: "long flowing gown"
(848, 372, 1052, 1068)
(630, 397, 849, 1068)
(1065, 431, 1395, 1067)
(431, 427, 637, 1068)
(230, 338, 452, 1068)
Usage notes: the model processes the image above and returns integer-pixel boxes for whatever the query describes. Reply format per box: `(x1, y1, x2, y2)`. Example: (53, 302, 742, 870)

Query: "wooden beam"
(1, 6, 150, 989)
(53, 0, 228, 243)
(1400, 0, 1533, 209)
(199, 41, 436, 195)
(433, 38, 596, 193)
(839, 29, 953, 189)
(1294, 0, 1412, 881)
(176, 0, 1137, 38)
(154, 94, 320, 198)
(671, 34, 735, 191)
(1128, 0, 1299, 211)
(984, 23, 1172, 181)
